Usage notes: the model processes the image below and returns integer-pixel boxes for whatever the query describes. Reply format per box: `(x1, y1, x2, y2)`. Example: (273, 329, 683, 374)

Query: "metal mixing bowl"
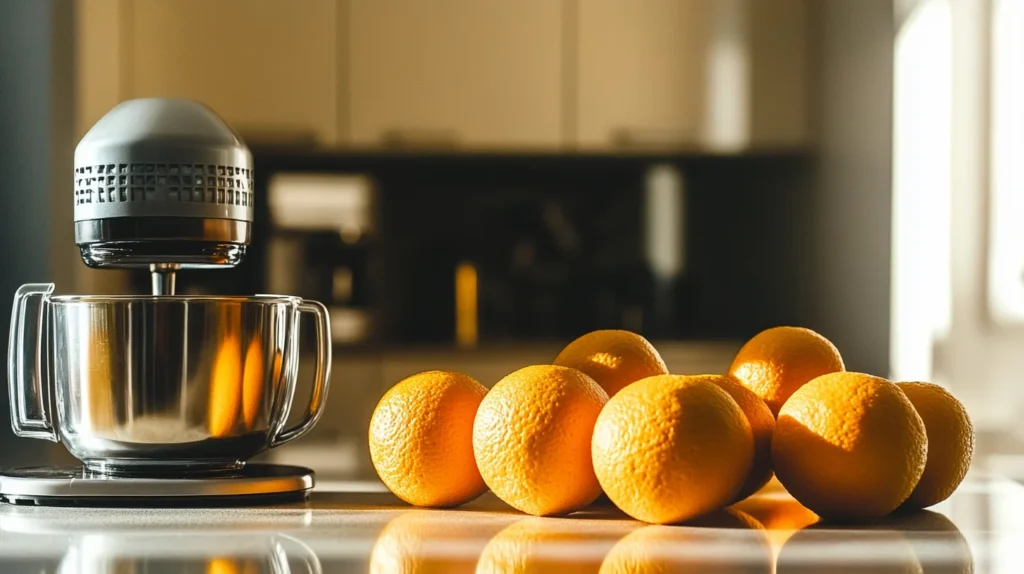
(9, 284, 331, 475)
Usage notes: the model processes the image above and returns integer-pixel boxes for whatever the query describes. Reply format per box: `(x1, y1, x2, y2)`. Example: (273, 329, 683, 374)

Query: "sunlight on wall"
(988, 0, 1024, 324)
(890, 0, 952, 382)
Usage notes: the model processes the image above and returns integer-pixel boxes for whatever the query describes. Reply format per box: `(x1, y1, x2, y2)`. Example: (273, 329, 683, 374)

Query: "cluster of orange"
(368, 327, 974, 523)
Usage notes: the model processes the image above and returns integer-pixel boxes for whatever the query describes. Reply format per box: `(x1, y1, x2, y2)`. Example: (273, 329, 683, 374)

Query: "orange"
(708, 374, 776, 501)
(591, 375, 754, 524)
(599, 510, 772, 574)
(473, 365, 608, 516)
(554, 330, 668, 397)
(369, 370, 488, 507)
(897, 382, 974, 509)
(729, 326, 844, 415)
(772, 372, 928, 521)
(476, 518, 613, 574)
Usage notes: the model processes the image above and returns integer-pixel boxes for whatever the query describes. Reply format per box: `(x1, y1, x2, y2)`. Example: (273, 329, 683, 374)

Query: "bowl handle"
(7, 283, 58, 441)
(271, 300, 332, 448)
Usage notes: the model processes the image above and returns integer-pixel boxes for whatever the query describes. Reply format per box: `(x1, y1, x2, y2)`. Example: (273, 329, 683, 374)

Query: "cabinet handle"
(612, 128, 697, 150)
(381, 129, 461, 150)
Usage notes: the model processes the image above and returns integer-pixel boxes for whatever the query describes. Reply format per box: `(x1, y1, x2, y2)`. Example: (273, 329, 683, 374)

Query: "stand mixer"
(1, 99, 333, 506)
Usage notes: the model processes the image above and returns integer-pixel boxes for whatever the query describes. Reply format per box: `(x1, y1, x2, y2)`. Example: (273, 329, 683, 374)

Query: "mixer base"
(0, 464, 314, 507)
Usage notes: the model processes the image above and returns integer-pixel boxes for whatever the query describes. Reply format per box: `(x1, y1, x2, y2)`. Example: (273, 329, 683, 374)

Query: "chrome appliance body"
(8, 284, 331, 475)
(73, 98, 254, 272)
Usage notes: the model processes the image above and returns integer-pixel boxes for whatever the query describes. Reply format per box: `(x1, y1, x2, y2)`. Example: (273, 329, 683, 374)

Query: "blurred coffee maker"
(266, 173, 378, 345)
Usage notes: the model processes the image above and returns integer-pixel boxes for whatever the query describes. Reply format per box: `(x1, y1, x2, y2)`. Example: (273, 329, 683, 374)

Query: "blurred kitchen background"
(2, 0, 1023, 480)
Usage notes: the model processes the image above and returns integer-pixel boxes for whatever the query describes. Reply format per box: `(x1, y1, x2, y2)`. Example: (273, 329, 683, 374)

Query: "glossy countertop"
(0, 473, 1019, 573)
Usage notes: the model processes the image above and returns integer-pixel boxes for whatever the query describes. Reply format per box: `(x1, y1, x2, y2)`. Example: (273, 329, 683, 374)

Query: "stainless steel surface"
(149, 264, 178, 296)
(8, 284, 332, 474)
(270, 300, 331, 449)
(73, 98, 254, 271)
(0, 464, 314, 501)
(75, 217, 250, 269)
(75, 218, 251, 244)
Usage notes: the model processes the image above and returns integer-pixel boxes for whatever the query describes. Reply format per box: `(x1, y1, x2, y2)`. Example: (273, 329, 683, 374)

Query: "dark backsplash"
(157, 149, 817, 345)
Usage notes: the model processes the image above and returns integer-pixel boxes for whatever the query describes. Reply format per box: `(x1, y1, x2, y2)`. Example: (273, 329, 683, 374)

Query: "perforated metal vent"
(74, 163, 253, 207)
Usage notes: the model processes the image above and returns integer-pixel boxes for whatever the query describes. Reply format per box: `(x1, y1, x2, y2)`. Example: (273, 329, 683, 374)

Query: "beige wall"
(73, 0, 129, 294)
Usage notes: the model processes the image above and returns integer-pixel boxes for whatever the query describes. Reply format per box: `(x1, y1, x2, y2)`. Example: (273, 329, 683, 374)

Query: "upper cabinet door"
(748, 0, 812, 150)
(130, 0, 339, 145)
(577, 0, 811, 152)
(348, 0, 563, 149)
(576, 0, 711, 150)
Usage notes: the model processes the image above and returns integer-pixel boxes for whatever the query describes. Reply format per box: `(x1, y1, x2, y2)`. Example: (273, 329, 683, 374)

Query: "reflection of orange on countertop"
(477, 518, 606, 574)
(601, 509, 772, 574)
(776, 525, 923, 574)
(370, 511, 501, 574)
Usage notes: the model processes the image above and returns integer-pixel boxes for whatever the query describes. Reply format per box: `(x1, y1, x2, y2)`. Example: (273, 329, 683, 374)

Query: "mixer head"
(74, 98, 253, 272)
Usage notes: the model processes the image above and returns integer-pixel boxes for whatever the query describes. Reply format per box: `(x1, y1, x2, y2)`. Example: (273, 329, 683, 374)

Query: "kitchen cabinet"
(576, 0, 811, 151)
(747, 0, 812, 149)
(576, 0, 711, 150)
(347, 0, 564, 149)
(75, 0, 810, 153)
(129, 0, 340, 145)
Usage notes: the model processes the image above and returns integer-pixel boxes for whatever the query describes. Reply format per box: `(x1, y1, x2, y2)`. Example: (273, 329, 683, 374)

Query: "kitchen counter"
(0, 474, 1019, 573)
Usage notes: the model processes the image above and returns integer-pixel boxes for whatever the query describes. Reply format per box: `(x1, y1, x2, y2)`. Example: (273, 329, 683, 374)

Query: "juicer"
(73, 98, 254, 294)
(1, 99, 333, 505)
